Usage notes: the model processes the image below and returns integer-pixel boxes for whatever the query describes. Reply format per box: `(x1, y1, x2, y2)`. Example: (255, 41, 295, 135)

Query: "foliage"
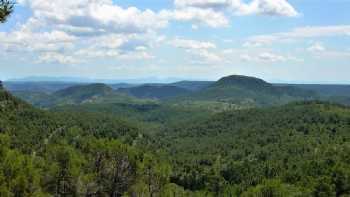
(150, 101, 350, 196)
(119, 85, 191, 100)
(2, 78, 350, 196)
(0, 90, 173, 196)
(0, 0, 13, 23)
(170, 75, 318, 109)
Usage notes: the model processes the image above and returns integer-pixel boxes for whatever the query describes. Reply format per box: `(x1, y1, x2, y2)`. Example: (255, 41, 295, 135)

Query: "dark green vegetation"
(170, 75, 318, 108)
(153, 101, 350, 196)
(0, 0, 13, 23)
(280, 84, 350, 106)
(0, 84, 199, 196)
(9, 75, 350, 110)
(2, 75, 350, 196)
(283, 84, 350, 97)
(11, 83, 154, 108)
(11, 75, 320, 110)
(119, 85, 191, 100)
(170, 81, 213, 91)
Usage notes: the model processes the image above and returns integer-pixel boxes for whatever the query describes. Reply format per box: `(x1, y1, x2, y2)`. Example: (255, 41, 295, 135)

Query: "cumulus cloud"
(168, 0, 299, 28)
(170, 38, 222, 64)
(21, 0, 168, 35)
(0, 28, 76, 53)
(1, 0, 168, 64)
(231, 0, 299, 17)
(161, 7, 229, 28)
(175, 0, 299, 16)
(2, 0, 301, 65)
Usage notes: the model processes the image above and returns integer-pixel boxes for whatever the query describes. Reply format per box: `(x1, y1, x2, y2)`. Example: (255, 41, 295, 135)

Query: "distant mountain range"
(4, 74, 350, 109)
(6, 76, 189, 84)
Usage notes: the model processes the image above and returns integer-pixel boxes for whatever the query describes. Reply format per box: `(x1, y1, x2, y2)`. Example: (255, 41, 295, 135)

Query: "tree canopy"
(0, 0, 14, 23)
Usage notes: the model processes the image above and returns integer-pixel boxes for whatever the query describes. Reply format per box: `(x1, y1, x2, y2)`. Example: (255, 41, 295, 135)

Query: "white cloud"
(22, 0, 168, 35)
(161, 7, 229, 28)
(171, 38, 216, 50)
(0, 0, 304, 67)
(258, 52, 286, 62)
(225, 49, 302, 63)
(74, 47, 154, 60)
(1, 0, 168, 64)
(175, 0, 229, 9)
(175, 0, 299, 16)
(245, 25, 350, 47)
(231, 0, 299, 17)
(257, 52, 303, 62)
(170, 38, 222, 64)
(223, 47, 303, 63)
(305, 43, 350, 59)
(37, 52, 80, 65)
(307, 42, 325, 53)
(195, 49, 222, 63)
(0, 28, 76, 53)
(168, 0, 299, 28)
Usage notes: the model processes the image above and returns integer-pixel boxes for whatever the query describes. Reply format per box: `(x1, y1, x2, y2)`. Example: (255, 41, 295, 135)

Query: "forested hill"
(118, 85, 191, 100)
(213, 75, 271, 89)
(2, 83, 350, 196)
(153, 101, 350, 196)
(170, 81, 213, 91)
(172, 75, 317, 107)
(11, 83, 153, 107)
(0, 88, 194, 196)
(53, 83, 113, 98)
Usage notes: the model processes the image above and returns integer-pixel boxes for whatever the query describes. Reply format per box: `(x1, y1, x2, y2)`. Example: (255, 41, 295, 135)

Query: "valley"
(1, 75, 350, 196)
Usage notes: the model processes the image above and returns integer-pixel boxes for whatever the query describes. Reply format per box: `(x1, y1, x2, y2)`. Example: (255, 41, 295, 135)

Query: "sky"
(0, 0, 350, 83)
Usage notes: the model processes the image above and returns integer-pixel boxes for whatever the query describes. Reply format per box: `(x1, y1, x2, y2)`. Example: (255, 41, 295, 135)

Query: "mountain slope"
(154, 101, 350, 195)
(119, 85, 191, 100)
(170, 81, 213, 91)
(0, 87, 186, 197)
(53, 83, 113, 99)
(12, 83, 153, 107)
(280, 84, 350, 97)
(173, 75, 317, 107)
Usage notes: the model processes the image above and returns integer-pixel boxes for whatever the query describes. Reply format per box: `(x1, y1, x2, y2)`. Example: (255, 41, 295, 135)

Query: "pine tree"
(0, 0, 14, 23)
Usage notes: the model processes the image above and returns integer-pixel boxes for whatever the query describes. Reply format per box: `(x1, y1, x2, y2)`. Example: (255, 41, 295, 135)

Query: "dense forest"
(2, 0, 350, 196)
(2, 75, 350, 196)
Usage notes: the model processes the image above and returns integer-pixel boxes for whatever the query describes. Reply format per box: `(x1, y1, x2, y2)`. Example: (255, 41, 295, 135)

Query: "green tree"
(0, 0, 14, 23)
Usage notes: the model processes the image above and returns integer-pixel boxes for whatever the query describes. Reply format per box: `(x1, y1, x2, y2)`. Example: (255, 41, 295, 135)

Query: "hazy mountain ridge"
(170, 81, 213, 91)
(4, 81, 83, 93)
(5, 75, 350, 109)
(118, 85, 192, 100)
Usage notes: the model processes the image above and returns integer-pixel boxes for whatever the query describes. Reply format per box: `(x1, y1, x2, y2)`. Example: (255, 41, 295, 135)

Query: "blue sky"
(0, 0, 350, 83)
